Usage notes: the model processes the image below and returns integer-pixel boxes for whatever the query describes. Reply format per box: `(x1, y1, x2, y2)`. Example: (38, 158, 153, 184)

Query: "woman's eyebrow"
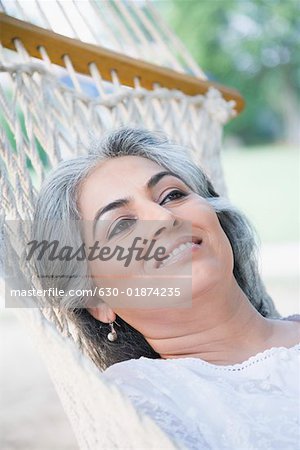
(93, 171, 188, 234)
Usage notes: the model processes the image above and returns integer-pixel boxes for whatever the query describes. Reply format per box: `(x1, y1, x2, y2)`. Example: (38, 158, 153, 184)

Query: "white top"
(103, 321, 300, 449)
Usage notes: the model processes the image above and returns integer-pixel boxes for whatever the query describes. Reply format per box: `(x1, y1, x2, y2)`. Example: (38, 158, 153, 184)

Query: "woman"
(33, 127, 300, 449)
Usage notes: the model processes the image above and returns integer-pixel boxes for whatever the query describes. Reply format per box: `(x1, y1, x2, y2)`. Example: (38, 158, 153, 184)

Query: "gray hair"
(33, 127, 280, 370)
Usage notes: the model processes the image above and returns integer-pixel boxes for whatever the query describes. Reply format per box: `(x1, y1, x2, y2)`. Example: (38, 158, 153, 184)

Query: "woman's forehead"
(78, 155, 165, 219)
(91, 155, 162, 184)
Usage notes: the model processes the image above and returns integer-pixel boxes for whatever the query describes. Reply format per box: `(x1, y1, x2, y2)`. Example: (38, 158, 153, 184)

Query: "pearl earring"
(107, 321, 118, 342)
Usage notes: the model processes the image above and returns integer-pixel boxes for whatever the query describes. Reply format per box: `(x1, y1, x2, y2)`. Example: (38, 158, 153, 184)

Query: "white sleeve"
(103, 361, 209, 450)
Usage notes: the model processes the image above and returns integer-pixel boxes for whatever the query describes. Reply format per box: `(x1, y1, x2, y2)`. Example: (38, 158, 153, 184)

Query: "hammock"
(0, 1, 276, 448)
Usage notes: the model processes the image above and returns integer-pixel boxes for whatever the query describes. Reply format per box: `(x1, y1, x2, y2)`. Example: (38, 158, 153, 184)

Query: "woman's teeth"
(158, 241, 201, 269)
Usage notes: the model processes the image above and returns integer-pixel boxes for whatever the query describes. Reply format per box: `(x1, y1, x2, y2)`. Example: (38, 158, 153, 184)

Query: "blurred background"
(1, 0, 299, 449)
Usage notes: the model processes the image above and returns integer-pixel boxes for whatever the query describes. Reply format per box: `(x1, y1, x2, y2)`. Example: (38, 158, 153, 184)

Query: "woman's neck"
(144, 278, 299, 366)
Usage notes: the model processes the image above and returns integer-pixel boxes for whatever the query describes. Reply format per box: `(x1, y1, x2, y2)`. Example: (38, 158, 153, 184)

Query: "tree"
(156, 0, 300, 145)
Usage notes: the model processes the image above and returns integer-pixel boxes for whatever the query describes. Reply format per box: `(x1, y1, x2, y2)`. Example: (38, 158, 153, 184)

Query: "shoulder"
(103, 357, 167, 394)
(103, 357, 208, 449)
(103, 356, 160, 380)
(281, 314, 300, 339)
(103, 357, 192, 423)
(282, 314, 300, 322)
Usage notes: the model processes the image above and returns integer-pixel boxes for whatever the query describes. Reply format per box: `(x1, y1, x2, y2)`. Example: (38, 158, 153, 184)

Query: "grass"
(221, 144, 299, 243)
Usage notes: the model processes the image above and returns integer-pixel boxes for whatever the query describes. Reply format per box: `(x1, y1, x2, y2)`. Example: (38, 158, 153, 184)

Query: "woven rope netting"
(0, 1, 239, 448)
(0, 0, 237, 322)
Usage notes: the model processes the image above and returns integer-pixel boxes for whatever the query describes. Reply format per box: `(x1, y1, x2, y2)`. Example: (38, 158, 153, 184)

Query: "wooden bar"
(0, 13, 245, 114)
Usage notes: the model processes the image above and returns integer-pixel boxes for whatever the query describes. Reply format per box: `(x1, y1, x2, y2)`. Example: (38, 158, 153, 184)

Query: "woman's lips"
(156, 239, 202, 269)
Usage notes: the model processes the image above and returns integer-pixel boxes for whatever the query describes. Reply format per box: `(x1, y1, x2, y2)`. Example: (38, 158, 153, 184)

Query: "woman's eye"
(160, 190, 188, 205)
(108, 218, 136, 239)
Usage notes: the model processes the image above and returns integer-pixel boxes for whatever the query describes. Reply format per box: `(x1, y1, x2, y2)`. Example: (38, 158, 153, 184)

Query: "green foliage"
(156, 0, 300, 145)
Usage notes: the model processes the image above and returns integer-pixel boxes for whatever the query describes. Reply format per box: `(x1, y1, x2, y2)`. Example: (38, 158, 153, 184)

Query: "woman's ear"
(88, 302, 116, 323)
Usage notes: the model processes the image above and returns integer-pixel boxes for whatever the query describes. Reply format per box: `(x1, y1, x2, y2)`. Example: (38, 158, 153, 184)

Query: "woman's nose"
(140, 201, 182, 239)
(142, 199, 178, 222)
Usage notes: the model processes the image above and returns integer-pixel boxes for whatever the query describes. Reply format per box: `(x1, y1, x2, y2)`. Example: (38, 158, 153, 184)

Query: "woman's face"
(78, 155, 234, 333)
